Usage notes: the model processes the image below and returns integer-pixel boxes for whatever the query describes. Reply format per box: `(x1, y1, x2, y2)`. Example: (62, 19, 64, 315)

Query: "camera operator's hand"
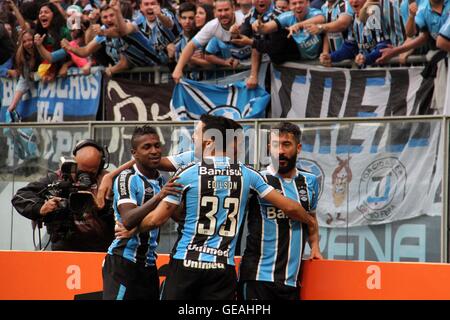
(115, 221, 137, 239)
(40, 197, 62, 216)
(155, 176, 183, 201)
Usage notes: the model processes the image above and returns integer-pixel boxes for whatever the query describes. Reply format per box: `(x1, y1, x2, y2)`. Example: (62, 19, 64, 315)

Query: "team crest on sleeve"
(357, 157, 407, 221)
(144, 186, 155, 202)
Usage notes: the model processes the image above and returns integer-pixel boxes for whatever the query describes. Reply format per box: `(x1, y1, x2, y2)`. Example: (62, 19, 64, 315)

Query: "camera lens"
(77, 172, 92, 189)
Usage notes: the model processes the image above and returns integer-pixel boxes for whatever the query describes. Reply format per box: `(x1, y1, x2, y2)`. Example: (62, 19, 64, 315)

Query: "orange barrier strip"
(0, 251, 105, 300)
(300, 259, 450, 300)
(2, 251, 450, 300)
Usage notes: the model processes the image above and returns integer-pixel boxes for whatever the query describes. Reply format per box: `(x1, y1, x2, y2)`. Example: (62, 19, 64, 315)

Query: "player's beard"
(272, 154, 297, 174)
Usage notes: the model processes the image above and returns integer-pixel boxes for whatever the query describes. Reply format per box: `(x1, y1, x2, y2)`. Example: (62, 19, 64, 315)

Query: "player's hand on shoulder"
(157, 176, 183, 200)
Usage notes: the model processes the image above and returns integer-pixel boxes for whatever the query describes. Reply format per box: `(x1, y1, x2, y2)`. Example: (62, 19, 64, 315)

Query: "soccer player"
(102, 125, 182, 300)
(238, 122, 322, 300)
(137, 115, 318, 300)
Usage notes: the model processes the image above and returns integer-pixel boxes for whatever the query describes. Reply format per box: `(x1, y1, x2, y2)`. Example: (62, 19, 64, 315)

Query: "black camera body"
(45, 158, 98, 219)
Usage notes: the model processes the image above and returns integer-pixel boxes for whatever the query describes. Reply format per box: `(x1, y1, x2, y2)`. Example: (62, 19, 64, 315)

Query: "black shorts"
(160, 258, 237, 300)
(102, 254, 159, 300)
(237, 280, 299, 300)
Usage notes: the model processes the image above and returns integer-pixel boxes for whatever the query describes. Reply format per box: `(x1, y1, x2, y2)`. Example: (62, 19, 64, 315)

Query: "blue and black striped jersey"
(174, 34, 190, 62)
(349, 4, 390, 55)
(108, 164, 164, 267)
(381, 0, 409, 47)
(164, 156, 274, 266)
(239, 166, 319, 287)
(95, 23, 168, 66)
(134, 10, 176, 49)
(321, 0, 354, 52)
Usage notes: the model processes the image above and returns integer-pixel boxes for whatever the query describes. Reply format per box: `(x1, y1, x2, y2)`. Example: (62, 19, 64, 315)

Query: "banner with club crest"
(269, 62, 443, 227)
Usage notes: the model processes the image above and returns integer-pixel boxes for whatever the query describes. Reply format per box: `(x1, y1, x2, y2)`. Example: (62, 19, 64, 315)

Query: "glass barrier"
(258, 119, 443, 262)
(0, 119, 444, 263)
(0, 124, 90, 250)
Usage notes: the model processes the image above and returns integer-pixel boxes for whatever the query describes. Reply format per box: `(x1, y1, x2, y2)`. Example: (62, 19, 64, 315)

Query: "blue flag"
(170, 78, 270, 120)
(1, 70, 102, 122)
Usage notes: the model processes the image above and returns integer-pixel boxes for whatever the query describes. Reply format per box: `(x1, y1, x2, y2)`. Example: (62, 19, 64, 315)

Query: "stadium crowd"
(0, 0, 449, 113)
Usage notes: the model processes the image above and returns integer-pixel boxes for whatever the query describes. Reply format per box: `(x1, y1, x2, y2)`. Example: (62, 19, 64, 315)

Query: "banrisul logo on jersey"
(357, 157, 407, 221)
(298, 159, 324, 200)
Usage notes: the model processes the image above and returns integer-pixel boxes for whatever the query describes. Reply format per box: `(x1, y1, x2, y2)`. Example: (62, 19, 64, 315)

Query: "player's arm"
(96, 157, 179, 208)
(119, 176, 182, 230)
(139, 166, 191, 231)
(171, 202, 184, 223)
(251, 170, 317, 228)
(263, 189, 317, 228)
(138, 200, 179, 232)
(97, 159, 136, 208)
(307, 212, 323, 259)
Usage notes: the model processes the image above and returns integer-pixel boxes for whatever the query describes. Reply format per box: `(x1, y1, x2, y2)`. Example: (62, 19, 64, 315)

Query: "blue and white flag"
(170, 78, 270, 120)
(1, 69, 102, 122)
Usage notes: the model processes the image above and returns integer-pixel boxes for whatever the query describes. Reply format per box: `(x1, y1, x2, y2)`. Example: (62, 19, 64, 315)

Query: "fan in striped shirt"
(320, 0, 391, 67)
(317, 0, 354, 54)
